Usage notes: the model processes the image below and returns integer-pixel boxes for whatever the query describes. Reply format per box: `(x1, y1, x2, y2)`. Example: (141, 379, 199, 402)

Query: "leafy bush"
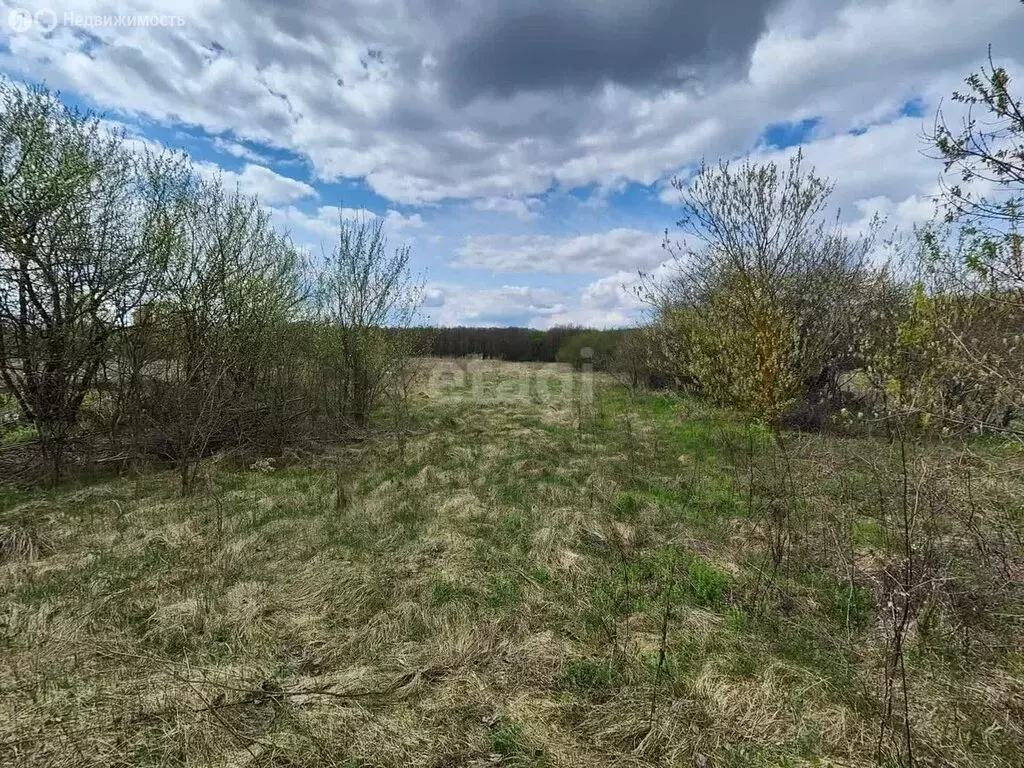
(645, 154, 875, 422)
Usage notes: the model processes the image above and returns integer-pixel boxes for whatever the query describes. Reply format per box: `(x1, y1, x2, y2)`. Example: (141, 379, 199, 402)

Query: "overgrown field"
(2, 361, 1023, 767)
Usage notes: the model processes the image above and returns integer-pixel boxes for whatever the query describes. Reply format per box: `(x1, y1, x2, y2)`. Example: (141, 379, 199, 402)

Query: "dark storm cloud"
(440, 0, 783, 102)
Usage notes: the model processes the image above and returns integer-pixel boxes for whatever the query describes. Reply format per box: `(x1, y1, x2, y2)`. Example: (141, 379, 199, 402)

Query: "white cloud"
(270, 205, 369, 242)
(422, 287, 446, 308)
(535, 263, 680, 329)
(211, 136, 276, 164)
(751, 118, 939, 213)
(200, 162, 317, 205)
(1, 0, 1018, 206)
(93, 115, 318, 208)
(424, 268, 662, 330)
(847, 194, 940, 237)
(3, 0, 1021, 328)
(658, 114, 947, 237)
(455, 228, 665, 273)
(384, 209, 426, 234)
(471, 196, 545, 221)
(422, 283, 569, 326)
(580, 271, 645, 312)
(270, 204, 424, 251)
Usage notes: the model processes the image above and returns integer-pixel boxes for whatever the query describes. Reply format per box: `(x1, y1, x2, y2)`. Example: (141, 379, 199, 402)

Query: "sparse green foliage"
(555, 329, 618, 370)
(490, 720, 526, 757)
(686, 556, 729, 607)
(0, 82, 176, 478)
(314, 215, 422, 430)
(139, 172, 306, 491)
(560, 658, 622, 694)
(875, 55, 1024, 438)
(933, 50, 1024, 227)
(646, 152, 875, 423)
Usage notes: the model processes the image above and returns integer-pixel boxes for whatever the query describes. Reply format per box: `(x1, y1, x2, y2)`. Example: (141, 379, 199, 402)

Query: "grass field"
(2, 361, 1023, 767)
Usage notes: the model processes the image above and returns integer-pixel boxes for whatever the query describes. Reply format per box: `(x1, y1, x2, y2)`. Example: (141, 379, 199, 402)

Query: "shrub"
(645, 153, 875, 423)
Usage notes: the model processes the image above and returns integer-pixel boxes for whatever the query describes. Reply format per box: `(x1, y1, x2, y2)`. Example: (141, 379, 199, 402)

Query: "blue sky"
(1, 0, 1022, 327)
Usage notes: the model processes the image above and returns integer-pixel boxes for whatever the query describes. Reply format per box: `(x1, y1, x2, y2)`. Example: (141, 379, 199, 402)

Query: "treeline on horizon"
(408, 325, 631, 365)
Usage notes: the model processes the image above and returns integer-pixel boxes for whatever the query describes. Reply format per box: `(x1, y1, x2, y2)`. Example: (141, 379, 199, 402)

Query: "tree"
(142, 171, 305, 492)
(933, 48, 1024, 229)
(314, 215, 422, 430)
(0, 83, 171, 478)
(918, 52, 1024, 436)
(646, 152, 875, 422)
(556, 329, 621, 372)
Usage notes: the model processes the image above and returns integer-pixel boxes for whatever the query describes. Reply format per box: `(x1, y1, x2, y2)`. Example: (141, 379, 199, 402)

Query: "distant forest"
(411, 326, 638, 368)
(413, 326, 579, 362)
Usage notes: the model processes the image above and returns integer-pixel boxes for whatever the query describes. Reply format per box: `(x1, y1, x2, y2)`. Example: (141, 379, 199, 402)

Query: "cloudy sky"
(1, 0, 1021, 327)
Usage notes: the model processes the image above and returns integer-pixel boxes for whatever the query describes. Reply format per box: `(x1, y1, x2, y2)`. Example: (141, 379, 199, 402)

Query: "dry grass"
(1, 359, 1022, 766)
(0, 523, 51, 563)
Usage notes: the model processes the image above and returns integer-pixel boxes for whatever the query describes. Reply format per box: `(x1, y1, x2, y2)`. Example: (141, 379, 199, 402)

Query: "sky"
(1, 0, 1022, 328)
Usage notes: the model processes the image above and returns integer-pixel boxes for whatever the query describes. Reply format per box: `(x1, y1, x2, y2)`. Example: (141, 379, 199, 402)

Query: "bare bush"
(139, 173, 305, 492)
(313, 215, 422, 432)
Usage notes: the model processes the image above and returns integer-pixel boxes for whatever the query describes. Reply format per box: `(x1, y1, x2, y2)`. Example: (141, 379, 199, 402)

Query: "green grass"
(0, 421, 37, 446)
(612, 490, 645, 520)
(490, 720, 526, 756)
(559, 658, 622, 695)
(685, 556, 730, 607)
